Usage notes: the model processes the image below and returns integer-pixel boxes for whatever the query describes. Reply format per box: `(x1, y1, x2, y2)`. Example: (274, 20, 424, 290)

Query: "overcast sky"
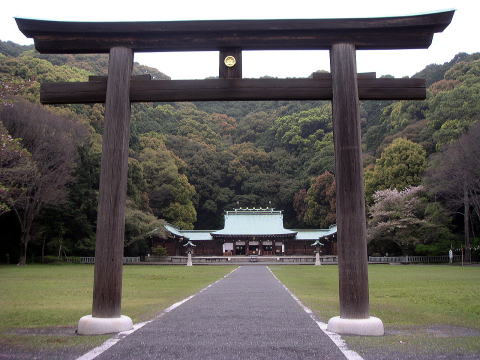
(2, 0, 479, 79)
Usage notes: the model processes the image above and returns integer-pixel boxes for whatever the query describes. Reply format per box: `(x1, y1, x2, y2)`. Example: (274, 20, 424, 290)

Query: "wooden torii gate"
(16, 10, 453, 336)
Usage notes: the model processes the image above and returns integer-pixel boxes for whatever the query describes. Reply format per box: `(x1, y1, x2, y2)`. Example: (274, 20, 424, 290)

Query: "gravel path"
(93, 266, 347, 360)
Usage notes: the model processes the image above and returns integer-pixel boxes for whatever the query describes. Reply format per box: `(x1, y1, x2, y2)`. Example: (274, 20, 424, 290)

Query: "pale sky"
(1, 0, 479, 79)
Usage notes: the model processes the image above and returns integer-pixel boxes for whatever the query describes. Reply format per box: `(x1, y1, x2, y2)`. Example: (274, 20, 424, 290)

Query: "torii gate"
(16, 10, 453, 336)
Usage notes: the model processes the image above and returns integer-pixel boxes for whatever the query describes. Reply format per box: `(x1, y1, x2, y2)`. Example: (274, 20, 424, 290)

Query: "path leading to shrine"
(84, 266, 352, 360)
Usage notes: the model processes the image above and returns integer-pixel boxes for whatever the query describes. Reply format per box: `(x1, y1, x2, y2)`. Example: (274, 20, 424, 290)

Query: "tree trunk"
(464, 185, 471, 263)
(18, 233, 29, 266)
(13, 200, 37, 266)
(41, 236, 45, 263)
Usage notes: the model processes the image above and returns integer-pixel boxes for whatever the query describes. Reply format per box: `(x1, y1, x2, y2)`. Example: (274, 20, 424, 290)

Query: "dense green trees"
(365, 138, 427, 199)
(428, 60, 480, 148)
(294, 171, 336, 228)
(272, 104, 334, 176)
(135, 133, 197, 229)
(273, 105, 332, 152)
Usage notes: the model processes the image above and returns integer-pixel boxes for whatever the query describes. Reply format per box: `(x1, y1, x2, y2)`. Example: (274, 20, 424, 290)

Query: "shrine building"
(159, 208, 337, 256)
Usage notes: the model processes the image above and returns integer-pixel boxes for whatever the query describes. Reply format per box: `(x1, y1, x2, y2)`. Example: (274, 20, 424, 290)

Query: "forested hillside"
(1, 40, 479, 263)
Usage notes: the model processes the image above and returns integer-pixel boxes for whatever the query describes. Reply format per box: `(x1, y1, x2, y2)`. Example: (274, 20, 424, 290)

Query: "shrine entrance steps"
(88, 266, 349, 360)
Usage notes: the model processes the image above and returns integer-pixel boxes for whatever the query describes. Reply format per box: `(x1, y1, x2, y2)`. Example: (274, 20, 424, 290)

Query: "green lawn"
(0, 264, 235, 352)
(2, 264, 479, 358)
(270, 264, 480, 357)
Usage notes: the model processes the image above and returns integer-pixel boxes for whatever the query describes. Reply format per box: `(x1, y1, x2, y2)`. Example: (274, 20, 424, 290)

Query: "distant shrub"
(151, 245, 168, 257)
(41, 255, 64, 264)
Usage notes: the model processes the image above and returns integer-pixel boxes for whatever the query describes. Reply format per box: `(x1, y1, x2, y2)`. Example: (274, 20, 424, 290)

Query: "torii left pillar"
(77, 47, 134, 335)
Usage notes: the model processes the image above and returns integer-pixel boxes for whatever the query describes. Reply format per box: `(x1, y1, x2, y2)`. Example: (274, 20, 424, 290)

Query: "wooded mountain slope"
(1, 41, 479, 262)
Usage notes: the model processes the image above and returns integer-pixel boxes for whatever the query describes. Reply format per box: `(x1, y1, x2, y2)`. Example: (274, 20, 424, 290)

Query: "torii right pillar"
(327, 42, 384, 336)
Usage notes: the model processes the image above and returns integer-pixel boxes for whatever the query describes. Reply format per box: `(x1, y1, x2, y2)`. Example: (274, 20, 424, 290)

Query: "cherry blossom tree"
(368, 186, 453, 255)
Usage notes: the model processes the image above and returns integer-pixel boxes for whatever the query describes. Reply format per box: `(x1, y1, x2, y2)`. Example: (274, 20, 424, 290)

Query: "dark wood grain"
(15, 10, 454, 53)
(88, 74, 151, 82)
(15, 11, 454, 35)
(330, 42, 369, 319)
(92, 47, 133, 318)
(313, 72, 376, 80)
(27, 32, 435, 53)
(40, 77, 425, 104)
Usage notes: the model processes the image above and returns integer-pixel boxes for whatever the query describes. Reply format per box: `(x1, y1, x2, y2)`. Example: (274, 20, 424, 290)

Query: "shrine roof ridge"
(15, 10, 454, 53)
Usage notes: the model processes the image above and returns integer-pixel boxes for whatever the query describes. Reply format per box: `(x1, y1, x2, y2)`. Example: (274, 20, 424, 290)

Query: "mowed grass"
(270, 265, 480, 356)
(0, 264, 235, 350)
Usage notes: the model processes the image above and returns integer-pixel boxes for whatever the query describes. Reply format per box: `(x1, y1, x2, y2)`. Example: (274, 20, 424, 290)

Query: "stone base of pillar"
(77, 315, 133, 335)
(315, 252, 321, 266)
(327, 316, 384, 336)
(187, 253, 193, 266)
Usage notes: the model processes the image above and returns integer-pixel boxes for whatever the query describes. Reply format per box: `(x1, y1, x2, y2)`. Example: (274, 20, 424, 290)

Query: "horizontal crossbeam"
(16, 11, 454, 53)
(40, 78, 425, 104)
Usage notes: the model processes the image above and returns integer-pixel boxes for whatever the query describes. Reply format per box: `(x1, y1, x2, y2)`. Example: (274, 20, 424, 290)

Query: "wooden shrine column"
(329, 43, 370, 319)
(92, 47, 133, 318)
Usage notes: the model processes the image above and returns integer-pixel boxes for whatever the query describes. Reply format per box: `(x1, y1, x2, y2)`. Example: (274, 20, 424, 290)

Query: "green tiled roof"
(180, 230, 214, 241)
(163, 208, 336, 241)
(212, 208, 296, 236)
(293, 225, 337, 240)
(164, 224, 184, 238)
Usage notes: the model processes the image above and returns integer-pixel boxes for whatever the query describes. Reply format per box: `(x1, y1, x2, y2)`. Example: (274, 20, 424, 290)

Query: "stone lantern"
(311, 239, 324, 266)
(183, 240, 196, 267)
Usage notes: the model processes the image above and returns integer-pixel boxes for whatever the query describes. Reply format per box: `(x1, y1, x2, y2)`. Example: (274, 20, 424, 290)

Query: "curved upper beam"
(16, 10, 454, 54)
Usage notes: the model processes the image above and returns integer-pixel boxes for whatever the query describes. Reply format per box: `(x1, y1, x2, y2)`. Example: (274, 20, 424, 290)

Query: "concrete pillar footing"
(327, 316, 384, 336)
(77, 315, 133, 335)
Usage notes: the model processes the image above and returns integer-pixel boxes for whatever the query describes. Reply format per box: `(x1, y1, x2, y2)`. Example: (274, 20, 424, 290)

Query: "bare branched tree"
(0, 98, 89, 265)
(0, 122, 35, 216)
(426, 122, 480, 262)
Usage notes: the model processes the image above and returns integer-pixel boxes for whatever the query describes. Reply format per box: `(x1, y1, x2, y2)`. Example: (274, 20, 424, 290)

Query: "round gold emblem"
(224, 56, 236, 68)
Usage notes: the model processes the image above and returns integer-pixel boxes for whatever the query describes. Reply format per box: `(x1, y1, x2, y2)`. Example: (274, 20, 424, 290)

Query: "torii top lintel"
(15, 10, 454, 54)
